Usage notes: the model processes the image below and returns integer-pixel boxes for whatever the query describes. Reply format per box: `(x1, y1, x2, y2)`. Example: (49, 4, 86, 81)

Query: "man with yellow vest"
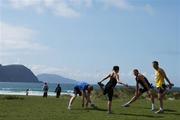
(152, 61, 174, 114)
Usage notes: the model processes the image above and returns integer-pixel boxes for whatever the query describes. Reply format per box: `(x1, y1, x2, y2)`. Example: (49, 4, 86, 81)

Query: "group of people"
(43, 83, 62, 98)
(68, 61, 174, 114)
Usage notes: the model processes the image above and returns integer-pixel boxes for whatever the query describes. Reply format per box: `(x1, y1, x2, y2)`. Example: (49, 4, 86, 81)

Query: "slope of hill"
(0, 64, 39, 83)
(37, 73, 78, 84)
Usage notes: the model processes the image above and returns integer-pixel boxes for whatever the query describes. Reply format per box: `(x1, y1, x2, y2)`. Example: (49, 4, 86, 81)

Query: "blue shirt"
(75, 82, 89, 91)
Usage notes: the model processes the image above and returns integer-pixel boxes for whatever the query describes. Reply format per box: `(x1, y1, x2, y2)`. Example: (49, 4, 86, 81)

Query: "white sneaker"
(67, 106, 71, 110)
(155, 109, 164, 114)
(122, 103, 130, 107)
(107, 111, 112, 114)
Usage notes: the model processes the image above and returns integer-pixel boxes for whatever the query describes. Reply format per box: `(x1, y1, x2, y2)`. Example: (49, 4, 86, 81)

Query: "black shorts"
(104, 85, 114, 101)
(74, 86, 82, 96)
(139, 88, 148, 93)
(157, 84, 167, 94)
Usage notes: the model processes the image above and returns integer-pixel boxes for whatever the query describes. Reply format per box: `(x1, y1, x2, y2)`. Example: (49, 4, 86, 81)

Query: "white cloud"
(29, 64, 105, 83)
(28, 64, 138, 84)
(68, 0, 92, 8)
(52, 2, 80, 18)
(7, 0, 82, 17)
(5, 0, 154, 17)
(104, 0, 134, 11)
(43, 0, 55, 7)
(0, 21, 47, 53)
(84, 0, 92, 8)
(9, 0, 42, 9)
(103, 0, 155, 15)
(144, 4, 155, 16)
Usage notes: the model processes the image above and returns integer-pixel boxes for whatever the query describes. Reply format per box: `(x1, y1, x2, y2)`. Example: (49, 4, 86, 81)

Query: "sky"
(0, 0, 179, 86)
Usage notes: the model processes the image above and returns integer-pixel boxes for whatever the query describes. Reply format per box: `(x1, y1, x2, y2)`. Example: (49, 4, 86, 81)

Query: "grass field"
(0, 95, 180, 120)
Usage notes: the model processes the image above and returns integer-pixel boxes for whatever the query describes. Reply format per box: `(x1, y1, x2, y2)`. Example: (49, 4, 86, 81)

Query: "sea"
(0, 82, 179, 97)
(0, 82, 75, 96)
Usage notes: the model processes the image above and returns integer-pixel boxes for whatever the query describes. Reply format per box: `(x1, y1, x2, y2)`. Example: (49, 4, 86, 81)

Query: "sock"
(68, 103, 71, 107)
(126, 102, 130, 105)
(160, 107, 163, 111)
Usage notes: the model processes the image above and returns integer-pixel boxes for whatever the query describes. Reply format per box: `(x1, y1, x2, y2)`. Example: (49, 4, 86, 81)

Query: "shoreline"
(0, 90, 74, 97)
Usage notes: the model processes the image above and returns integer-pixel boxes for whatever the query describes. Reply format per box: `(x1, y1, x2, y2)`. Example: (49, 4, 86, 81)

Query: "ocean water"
(0, 82, 75, 96)
(1, 82, 179, 97)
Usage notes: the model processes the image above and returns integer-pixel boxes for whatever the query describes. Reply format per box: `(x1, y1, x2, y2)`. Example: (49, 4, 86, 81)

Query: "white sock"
(160, 107, 163, 111)
(126, 102, 130, 105)
(68, 103, 71, 107)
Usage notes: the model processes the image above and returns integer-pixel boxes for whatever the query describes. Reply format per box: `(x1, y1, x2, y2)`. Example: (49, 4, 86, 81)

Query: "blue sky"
(0, 0, 180, 86)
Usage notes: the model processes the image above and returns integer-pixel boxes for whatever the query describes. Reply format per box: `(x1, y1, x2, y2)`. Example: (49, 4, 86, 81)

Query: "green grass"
(0, 95, 180, 120)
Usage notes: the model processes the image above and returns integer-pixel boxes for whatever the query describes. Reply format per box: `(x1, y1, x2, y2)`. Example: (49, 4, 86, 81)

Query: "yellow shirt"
(155, 68, 165, 88)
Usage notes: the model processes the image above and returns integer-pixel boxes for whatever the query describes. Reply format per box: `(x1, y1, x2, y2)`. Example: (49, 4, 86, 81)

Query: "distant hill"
(37, 73, 78, 84)
(0, 64, 39, 83)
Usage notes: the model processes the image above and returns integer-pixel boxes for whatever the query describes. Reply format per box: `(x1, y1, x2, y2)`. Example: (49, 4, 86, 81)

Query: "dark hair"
(133, 69, 139, 73)
(153, 61, 159, 65)
(113, 66, 119, 71)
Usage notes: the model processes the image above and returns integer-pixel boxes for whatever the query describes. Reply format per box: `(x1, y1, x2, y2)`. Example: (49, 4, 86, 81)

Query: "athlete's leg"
(155, 88, 164, 113)
(123, 90, 142, 107)
(68, 94, 77, 110)
(157, 92, 164, 112)
(98, 82, 105, 91)
(108, 101, 112, 113)
(147, 90, 155, 110)
(107, 88, 113, 113)
(85, 94, 92, 107)
(128, 92, 141, 104)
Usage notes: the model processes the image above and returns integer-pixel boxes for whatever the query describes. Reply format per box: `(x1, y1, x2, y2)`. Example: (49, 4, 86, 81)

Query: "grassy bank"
(0, 95, 180, 120)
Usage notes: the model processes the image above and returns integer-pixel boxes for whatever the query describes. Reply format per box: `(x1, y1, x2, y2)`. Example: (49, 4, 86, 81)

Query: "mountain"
(37, 73, 78, 84)
(0, 64, 39, 83)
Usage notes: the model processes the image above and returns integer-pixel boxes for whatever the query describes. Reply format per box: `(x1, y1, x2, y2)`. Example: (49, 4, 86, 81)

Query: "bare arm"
(117, 74, 128, 87)
(161, 69, 173, 85)
(135, 81, 139, 95)
(99, 74, 111, 83)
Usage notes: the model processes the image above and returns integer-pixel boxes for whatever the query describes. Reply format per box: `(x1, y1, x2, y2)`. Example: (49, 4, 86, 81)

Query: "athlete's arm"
(135, 81, 139, 95)
(161, 69, 172, 84)
(161, 69, 174, 87)
(138, 75, 145, 81)
(116, 74, 128, 87)
(99, 74, 111, 83)
(118, 81, 129, 87)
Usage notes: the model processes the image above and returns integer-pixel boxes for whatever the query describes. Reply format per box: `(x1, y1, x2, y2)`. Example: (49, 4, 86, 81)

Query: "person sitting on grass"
(122, 69, 155, 111)
(68, 82, 94, 110)
(98, 66, 128, 114)
(152, 61, 174, 114)
(55, 84, 61, 98)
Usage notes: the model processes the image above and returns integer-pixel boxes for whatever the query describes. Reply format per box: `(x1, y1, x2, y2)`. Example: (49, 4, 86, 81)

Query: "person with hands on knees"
(68, 82, 94, 110)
